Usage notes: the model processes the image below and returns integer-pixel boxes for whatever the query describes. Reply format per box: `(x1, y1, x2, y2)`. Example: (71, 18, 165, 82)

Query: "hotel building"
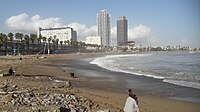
(117, 16, 128, 46)
(97, 9, 111, 47)
(38, 27, 77, 42)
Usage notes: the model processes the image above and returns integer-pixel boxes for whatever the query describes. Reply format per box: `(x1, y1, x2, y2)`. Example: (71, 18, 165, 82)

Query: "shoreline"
(89, 52, 200, 90)
(67, 54, 200, 99)
(0, 53, 200, 112)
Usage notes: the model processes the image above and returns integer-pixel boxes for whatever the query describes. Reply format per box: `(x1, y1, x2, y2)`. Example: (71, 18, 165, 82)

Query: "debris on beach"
(0, 77, 103, 112)
(0, 91, 99, 111)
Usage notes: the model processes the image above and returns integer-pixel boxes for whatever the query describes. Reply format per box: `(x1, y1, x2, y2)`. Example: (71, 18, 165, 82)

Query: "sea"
(90, 51, 200, 90)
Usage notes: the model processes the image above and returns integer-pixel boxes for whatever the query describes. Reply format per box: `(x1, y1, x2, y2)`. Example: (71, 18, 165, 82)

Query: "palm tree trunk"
(4, 41, 7, 55)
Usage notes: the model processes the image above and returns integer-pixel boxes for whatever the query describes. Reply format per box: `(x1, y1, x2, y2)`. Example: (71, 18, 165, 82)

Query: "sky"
(0, 0, 200, 47)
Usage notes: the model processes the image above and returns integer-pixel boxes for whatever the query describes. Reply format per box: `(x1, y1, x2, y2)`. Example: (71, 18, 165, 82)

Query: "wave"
(163, 79, 200, 89)
(90, 54, 165, 79)
(90, 53, 200, 90)
(101, 53, 153, 58)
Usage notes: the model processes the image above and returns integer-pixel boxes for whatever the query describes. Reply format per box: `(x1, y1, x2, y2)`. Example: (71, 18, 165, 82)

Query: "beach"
(0, 53, 200, 112)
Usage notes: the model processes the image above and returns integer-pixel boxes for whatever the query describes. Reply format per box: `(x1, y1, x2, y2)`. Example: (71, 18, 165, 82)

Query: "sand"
(0, 53, 200, 112)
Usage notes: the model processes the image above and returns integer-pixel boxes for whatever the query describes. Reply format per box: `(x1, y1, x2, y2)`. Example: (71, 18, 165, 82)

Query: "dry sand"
(0, 54, 200, 112)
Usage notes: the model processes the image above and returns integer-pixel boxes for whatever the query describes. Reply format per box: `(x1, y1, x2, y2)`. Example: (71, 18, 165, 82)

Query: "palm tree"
(42, 36, 46, 50)
(52, 39, 55, 50)
(24, 35, 30, 52)
(60, 41, 63, 49)
(15, 33, 24, 54)
(48, 36, 52, 50)
(0, 33, 4, 49)
(67, 40, 70, 48)
(15, 33, 23, 42)
(53, 35, 56, 40)
(38, 35, 42, 44)
(64, 40, 67, 49)
(8, 32, 14, 52)
(70, 39, 73, 47)
(37, 35, 43, 50)
(74, 41, 78, 48)
(0, 33, 3, 45)
(70, 39, 77, 48)
(82, 42, 86, 48)
(42, 37, 47, 43)
(1, 33, 8, 55)
(30, 33, 37, 44)
(79, 41, 84, 48)
(56, 38, 59, 50)
(15, 33, 20, 41)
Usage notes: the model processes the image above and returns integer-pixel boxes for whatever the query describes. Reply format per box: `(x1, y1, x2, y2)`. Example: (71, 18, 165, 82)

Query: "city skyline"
(0, 0, 200, 47)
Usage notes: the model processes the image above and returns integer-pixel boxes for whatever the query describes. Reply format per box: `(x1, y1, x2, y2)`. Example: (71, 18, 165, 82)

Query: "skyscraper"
(97, 9, 111, 47)
(117, 16, 128, 46)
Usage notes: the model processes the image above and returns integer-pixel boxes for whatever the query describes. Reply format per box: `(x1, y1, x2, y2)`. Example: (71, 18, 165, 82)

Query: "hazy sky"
(0, 0, 200, 47)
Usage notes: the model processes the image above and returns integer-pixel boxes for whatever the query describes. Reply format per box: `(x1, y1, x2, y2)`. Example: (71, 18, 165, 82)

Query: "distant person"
(70, 73, 75, 78)
(8, 67, 15, 75)
(124, 89, 139, 112)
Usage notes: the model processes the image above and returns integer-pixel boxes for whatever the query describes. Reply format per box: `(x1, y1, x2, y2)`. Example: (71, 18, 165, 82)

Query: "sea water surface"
(90, 52, 200, 90)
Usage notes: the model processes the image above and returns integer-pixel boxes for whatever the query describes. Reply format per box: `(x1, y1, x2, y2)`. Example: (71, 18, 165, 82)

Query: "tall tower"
(97, 9, 111, 47)
(117, 16, 128, 46)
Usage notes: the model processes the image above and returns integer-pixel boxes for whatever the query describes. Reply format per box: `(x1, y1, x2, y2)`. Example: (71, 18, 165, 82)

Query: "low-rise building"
(86, 36, 102, 46)
(85, 36, 102, 50)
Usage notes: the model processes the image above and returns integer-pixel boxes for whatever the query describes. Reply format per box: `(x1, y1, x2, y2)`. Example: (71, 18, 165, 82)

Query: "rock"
(31, 107, 37, 111)
(13, 110, 18, 112)
(53, 110, 58, 112)
(65, 81, 71, 87)
(0, 91, 98, 112)
(59, 106, 70, 112)
(82, 99, 93, 110)
(31, 102, 37, 106)
(12, 94, 18, 98)
(70, 108, 76, 112)
(103, 109, 111, 112)
(68, 103, 75, 108)
(10, 99, 16, 105)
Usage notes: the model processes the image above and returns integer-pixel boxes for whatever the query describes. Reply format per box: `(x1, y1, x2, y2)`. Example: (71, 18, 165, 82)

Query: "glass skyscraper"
(117, 16, 128, 46)
(97, 9, 111, 47)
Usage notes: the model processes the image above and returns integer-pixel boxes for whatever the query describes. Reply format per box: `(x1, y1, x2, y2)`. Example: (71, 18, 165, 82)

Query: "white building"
(97, 9, 111, 47)
(38, 27, 77, 42)
(86, 36, 102, 46)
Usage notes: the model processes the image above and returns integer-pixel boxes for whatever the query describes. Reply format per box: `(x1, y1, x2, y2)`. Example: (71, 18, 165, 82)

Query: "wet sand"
(0, 53, 200, 112)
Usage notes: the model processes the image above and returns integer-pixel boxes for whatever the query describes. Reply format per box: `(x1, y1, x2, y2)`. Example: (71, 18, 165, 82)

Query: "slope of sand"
(0, 54, 200, 112)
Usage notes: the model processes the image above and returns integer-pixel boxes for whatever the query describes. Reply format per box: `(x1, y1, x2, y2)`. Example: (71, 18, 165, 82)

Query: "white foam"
(163, 79, 200, 89)
(103, 53, 152, 58)
(113, 69, 165, 79)
(90, 55, 165, 79)
(90, 54, 200, 89)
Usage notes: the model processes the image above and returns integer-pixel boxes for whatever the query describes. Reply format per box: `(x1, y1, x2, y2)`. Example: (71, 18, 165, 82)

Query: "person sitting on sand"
(8, 67, 15, 75)
(124, 89, 139, 112)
